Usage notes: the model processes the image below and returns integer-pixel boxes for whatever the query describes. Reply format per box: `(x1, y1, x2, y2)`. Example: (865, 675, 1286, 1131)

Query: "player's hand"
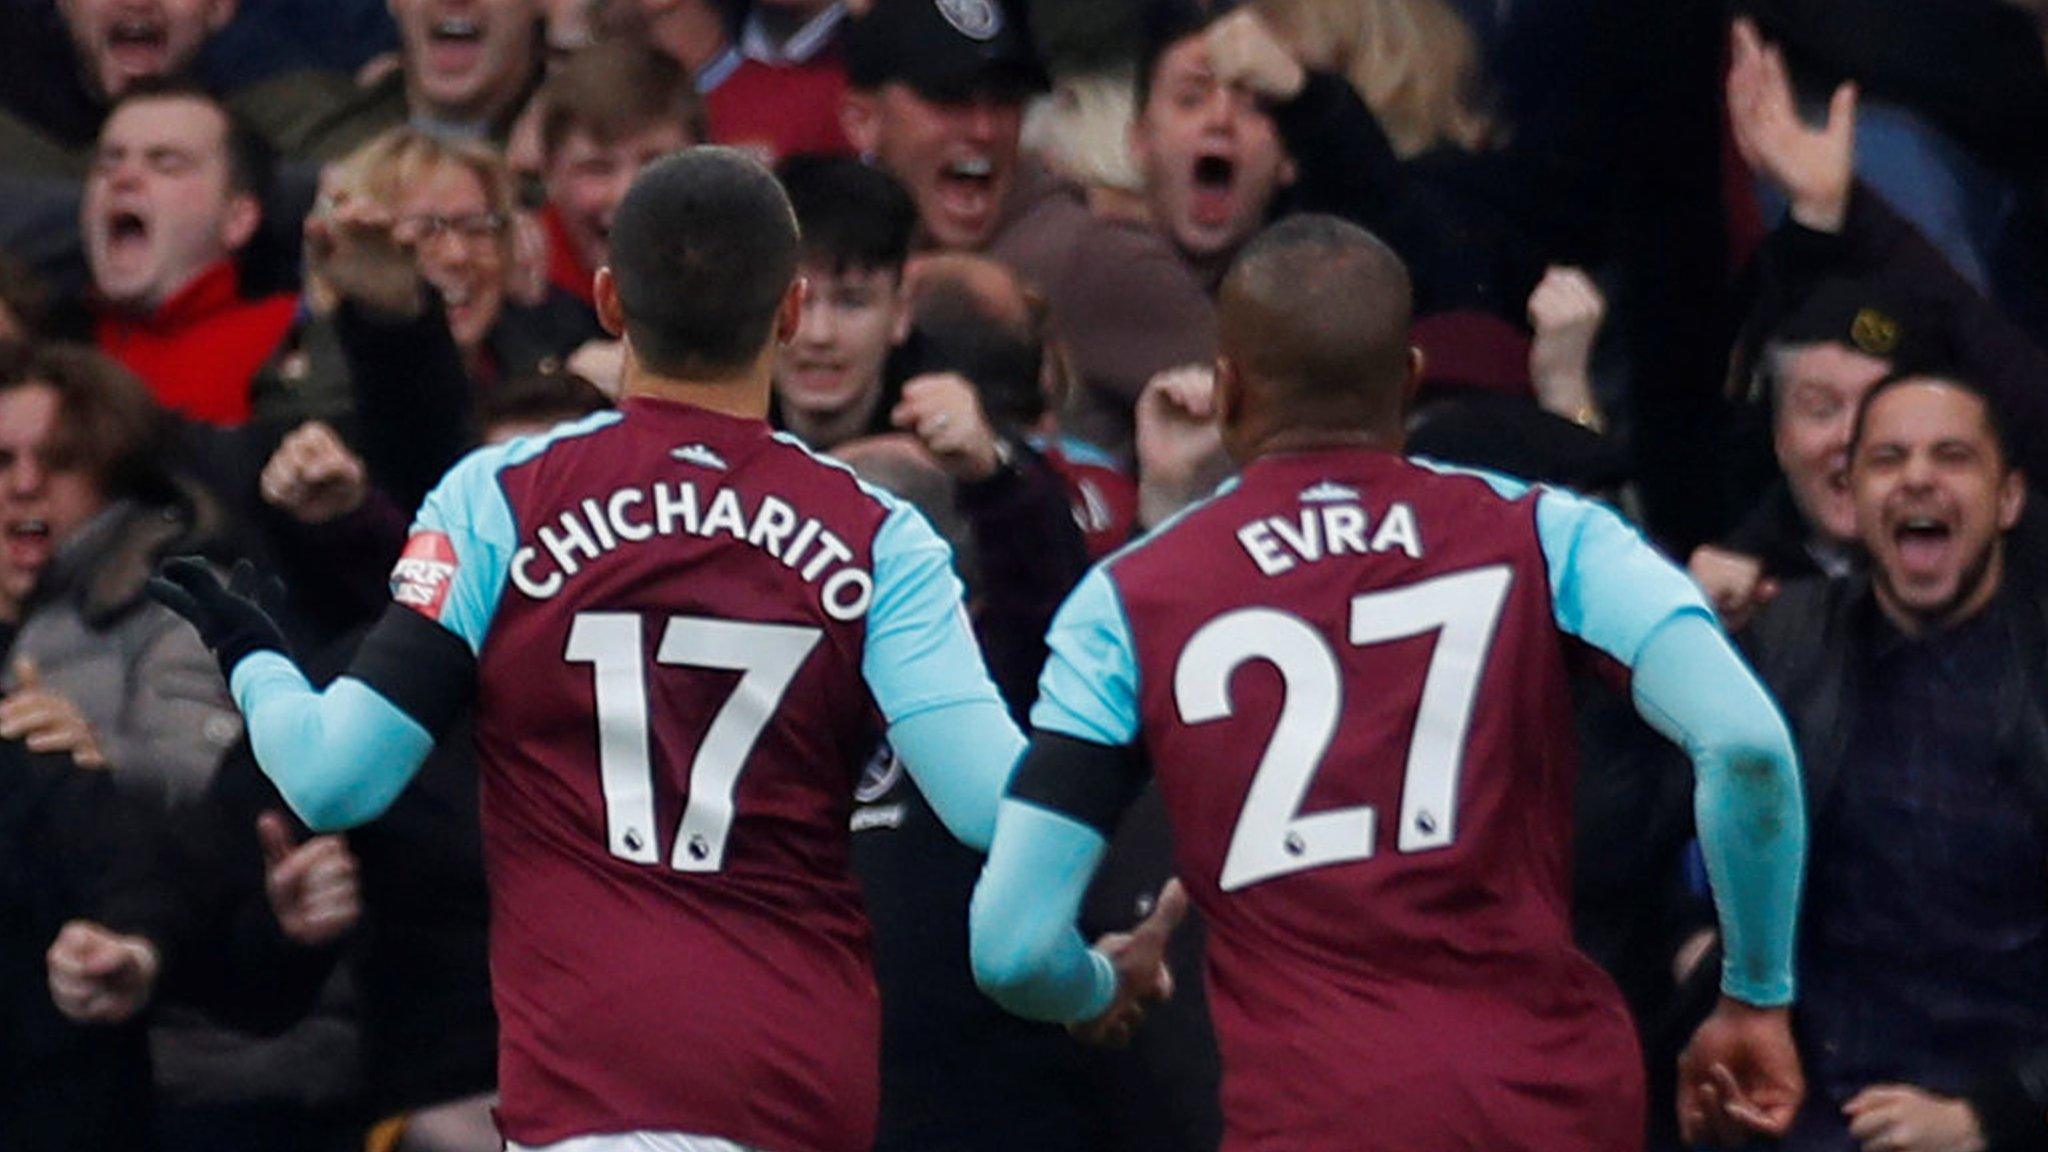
(892, 372, 1005, 483)
(1204, 9, 1307, 102)
(259, 811, 363, 949)
(261, 422, 369, 525)
(1136, 365, 1232, 528)
(146, 557, 291, 678)
(1688, 545, 1780, 633)
(305, 190, 427, 319)
(1843, 1085, 1986, 1152)
(1678, 997, 1805, 1145)
(1526, 266, 1606, 420)
(47, 920, 160, 1024)
(1727, 17, 1857, 233)
(1070, 879, 1190, 1048)
(1, 657, 106, 768)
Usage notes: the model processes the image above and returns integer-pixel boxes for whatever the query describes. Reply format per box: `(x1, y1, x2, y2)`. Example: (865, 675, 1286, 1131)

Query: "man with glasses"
(241, 126, 588, 519)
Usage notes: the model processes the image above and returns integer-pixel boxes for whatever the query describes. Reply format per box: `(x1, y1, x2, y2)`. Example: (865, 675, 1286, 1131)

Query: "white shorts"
(507, 1135, 762, 1152)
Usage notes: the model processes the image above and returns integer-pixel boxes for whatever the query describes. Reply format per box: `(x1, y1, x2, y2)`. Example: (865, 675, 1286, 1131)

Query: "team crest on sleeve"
(392, 531, 459, 620)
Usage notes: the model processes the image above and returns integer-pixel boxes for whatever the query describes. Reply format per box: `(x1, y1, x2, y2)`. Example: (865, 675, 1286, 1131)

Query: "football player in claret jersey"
(149, 148, 1029, 1152)
(970, 215, 1812, 1151)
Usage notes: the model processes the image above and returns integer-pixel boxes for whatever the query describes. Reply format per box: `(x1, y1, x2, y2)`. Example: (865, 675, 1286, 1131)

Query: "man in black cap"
(840, 0, 1057, 255)
(842, 0, 1223, 478)
(1691, 278, 1942, 629)
(1701, 26, 2048, 631)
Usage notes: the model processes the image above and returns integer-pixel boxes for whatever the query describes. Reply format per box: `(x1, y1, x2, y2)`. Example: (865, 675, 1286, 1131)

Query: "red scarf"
(92, 261, 297, 426)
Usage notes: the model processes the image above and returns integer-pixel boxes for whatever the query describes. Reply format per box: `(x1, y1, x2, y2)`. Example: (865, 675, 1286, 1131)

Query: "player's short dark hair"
(478, 366, 614, 434)
(1847, 370, 2014, 472)
(107, 77, 276, 202)
(608, 147, 801, 377)
(1136, 0, 1238, 112)
(1218, 213, 1413, 419)
(777, 155, 917, 278)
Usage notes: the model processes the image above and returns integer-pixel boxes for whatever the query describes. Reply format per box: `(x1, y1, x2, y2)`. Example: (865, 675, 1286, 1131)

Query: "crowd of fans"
(1, 0, 2046, 1149)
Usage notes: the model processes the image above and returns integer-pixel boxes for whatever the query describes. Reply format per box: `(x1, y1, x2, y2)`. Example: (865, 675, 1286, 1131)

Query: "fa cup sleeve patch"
(391, 531, 459, 621)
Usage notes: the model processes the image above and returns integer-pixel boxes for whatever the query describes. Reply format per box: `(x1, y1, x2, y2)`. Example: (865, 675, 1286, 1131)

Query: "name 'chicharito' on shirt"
(503, 477, 875, 619)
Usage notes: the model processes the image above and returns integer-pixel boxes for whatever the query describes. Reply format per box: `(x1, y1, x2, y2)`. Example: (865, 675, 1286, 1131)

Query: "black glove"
(146, 558, 291, 677)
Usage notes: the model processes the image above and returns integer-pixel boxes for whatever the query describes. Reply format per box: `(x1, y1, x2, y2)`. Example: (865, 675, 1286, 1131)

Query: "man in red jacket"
(83, 81, 294, 426)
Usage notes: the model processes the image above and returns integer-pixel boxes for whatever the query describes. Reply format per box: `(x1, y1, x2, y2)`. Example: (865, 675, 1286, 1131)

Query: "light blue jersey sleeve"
(402, 441, 525, 654)
(1630, 614, 1805, 1005)
(1532, 486, 1718, 665)
(971, 799, 1119, 1021)
(862, 501, 1024, 851)
(231, 653, 438, 831)
(1029, 565, 1141, 747)
(1532, 487, 1806, 1007)
(971, 563, 1140, 1023)
(230, 442, 529, 832)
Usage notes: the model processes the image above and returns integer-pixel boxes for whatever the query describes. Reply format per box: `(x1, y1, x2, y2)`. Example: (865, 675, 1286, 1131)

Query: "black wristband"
(348, 603, 478, 740)
(1007, 732, 1150, 839)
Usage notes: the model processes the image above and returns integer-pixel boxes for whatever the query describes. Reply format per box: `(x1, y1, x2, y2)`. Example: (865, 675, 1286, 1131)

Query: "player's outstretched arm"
(972, 732, 1181, 1036)
(1533, 487, 1806, 1005)
(1632, 613, 1807, 1141)
(150, 560, 462, 832)
(1533, 486, 1807, 1139)
(863, 502, 1028, 851)
(971, 555, 1163, 1025)
(970, 793, 1118, 1022)
(970, 741, 1181, 1035)
(1630, 612, 1804, 1008)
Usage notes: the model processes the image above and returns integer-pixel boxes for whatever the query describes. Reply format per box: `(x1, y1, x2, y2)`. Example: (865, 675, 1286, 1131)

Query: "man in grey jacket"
(2, 339, 367, 1150)
(0, 341, 241, 806)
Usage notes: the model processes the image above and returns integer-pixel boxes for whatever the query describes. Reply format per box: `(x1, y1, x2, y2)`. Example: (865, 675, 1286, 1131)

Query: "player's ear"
(1405, 346, 1425, 402)
(593, 267, 626, 339)
(774, 275, 808, 346)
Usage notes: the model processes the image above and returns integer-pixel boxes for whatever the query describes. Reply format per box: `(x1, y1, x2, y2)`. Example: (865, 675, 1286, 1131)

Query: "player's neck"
(1248, 425, 1404, 461)
(620, 358, 774, 422)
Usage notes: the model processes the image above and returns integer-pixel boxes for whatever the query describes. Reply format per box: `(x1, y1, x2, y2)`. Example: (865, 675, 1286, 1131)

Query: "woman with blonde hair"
(1212, 1, 1585, 328)
(1252, 0, 1498, 159)
(1023, 65, 1152, 223)
(254, 125, 592, 509)
(314, 127, 521, 362)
